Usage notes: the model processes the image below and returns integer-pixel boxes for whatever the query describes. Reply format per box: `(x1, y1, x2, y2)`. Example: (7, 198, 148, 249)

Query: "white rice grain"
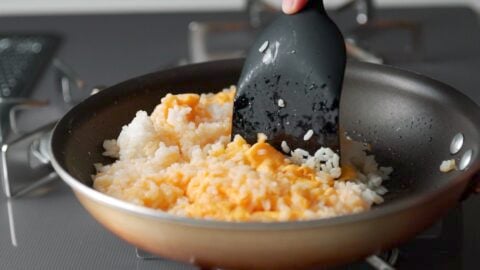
(440, 159, 456, 172)
(303, 129, 314, 141)
(281, 141, 290, 154)
(258, 40, 269, 53)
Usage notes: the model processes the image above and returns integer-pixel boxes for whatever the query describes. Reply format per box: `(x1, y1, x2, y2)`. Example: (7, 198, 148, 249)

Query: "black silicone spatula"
(232, 0, 346, 153)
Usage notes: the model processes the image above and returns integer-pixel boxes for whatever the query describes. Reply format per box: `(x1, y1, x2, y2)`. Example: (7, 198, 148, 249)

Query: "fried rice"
(93, 86, 392, 222)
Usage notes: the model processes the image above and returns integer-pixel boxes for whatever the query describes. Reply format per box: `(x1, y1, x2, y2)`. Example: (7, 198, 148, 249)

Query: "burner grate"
(1, 122, 56, 197)
(0, 58, 100, 198)
(134, 247, 399, 270)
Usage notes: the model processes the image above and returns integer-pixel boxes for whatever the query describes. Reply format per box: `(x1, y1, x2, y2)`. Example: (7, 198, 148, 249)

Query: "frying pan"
(49, 59, 480, 270)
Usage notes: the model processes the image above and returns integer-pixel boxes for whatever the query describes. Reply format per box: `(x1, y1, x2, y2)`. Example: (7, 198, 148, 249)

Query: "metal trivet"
(339, 0, 422, 64)
(1, 122, 56, 197)
(135, 247, 399, 270)
(0, 58, 91, 198)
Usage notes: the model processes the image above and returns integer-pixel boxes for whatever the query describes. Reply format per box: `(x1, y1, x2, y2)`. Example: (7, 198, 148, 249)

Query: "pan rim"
(50, 59, 480, 230)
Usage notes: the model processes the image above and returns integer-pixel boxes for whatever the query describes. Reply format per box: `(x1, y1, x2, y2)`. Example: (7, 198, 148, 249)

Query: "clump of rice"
(440, 159, 456, 172)
(93, 86, 392, 222)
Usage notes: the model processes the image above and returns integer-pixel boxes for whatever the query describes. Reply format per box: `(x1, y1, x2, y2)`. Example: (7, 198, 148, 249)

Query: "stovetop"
(0, 6, 480, 270)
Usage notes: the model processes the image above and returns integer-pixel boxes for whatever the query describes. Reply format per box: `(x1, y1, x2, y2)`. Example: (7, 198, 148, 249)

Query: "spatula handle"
(304, 0, 326, 13)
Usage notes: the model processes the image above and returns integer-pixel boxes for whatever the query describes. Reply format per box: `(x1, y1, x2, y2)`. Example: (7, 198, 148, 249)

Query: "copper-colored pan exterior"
(73, 180, 466, 270)
(50, 59, 480, 269)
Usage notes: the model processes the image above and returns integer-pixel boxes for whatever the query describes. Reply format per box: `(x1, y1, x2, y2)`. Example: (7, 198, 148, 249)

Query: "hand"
(282, 0, 309, 14)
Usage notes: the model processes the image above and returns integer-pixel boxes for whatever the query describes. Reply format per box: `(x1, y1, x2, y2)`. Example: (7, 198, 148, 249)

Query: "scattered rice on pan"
(93, 87, 392, 222)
